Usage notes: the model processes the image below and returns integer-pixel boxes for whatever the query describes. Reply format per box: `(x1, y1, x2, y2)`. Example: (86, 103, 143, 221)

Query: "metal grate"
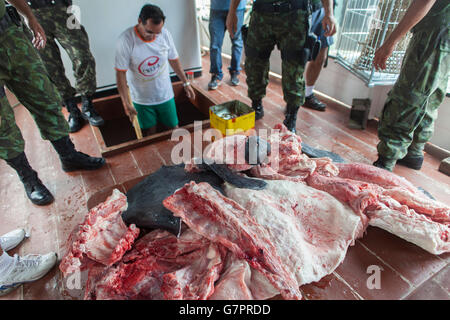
(335, 0, 412, 87)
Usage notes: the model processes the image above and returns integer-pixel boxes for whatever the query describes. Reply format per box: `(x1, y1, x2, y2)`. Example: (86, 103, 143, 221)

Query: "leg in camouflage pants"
(377, 26, 450, 170)
(0, 25, 69, 160)
(245, 10, 309, 107)
(32, 4, 97, 100)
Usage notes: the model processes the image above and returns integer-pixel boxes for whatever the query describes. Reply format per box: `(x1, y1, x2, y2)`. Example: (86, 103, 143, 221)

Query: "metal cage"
(335, 0, 412, 87)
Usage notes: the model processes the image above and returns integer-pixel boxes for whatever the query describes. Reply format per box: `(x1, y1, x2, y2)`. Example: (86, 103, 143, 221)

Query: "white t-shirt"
(115, 26, 179, 105)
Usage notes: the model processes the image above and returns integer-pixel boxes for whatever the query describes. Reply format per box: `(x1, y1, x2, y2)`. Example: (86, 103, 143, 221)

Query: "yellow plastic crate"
(209, 100, 255, 136)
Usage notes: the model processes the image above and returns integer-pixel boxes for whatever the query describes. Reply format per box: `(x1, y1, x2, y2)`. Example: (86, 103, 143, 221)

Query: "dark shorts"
(310, 8, 334, 49)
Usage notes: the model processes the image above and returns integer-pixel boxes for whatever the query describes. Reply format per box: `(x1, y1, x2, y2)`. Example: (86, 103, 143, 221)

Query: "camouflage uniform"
(29, 1, 97, 100)
(245, 0, 310, 107)
(0, 23, 69, 160)
(377, 2, 450, 170)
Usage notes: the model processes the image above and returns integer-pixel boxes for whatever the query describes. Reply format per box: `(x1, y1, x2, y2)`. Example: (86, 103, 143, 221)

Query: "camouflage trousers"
(0, 25, 69, 160)
(32, 4, 97, 100)
(377, 26, 450, 165)
(245, 9, 309, 106)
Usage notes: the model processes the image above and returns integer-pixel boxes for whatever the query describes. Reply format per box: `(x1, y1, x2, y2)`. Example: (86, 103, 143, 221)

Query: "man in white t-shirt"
(115, 4, 195, 135)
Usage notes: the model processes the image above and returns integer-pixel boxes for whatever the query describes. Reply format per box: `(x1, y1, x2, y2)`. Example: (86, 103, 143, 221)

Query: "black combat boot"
(64, 97, 85, 133)
(397, 154, 424, 170)
(5, 153, 54, 206)
(373, 156, 396, 172)
(51, 136, 106, 172)
(283, 104, 300, 133)
(252, 100, 264, 120)
(81, 95, 104, 127)
(303, 94, 326, 111)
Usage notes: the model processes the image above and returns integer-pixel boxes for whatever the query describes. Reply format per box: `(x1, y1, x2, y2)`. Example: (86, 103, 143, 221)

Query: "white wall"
(60, 0, 202, 91)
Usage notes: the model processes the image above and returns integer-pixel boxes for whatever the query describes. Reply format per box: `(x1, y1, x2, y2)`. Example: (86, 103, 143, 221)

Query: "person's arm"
(169, 59, 195, 100)
(373, 0, 436, 70)
(226, 0, 242, 36)
(321, 0, 336, 37)
(116, 70, 137, 122)
(7, 0, 46, 49)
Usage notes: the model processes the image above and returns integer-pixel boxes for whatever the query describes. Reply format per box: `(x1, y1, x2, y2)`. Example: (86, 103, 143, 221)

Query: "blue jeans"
(209, 9, 245, 80)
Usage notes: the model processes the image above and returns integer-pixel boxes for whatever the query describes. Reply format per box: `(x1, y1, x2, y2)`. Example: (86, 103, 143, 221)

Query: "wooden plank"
(100, 120, 211, 157)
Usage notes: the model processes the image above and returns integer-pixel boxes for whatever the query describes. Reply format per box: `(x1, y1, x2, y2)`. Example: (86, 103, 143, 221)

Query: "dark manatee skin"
(123, 164, 226, 237)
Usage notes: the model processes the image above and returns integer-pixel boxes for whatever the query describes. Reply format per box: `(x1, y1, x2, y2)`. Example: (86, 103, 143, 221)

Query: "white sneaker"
(0, 252, 58, 296)
(0, 229, 27, 251)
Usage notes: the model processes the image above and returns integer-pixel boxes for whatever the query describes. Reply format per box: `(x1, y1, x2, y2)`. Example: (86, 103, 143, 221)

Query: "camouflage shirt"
(413, 1, 449, 32)
(0, 1, 5, 19)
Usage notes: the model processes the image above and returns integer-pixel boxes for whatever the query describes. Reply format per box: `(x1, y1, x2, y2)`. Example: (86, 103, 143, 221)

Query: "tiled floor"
(0, 54, 449, 300)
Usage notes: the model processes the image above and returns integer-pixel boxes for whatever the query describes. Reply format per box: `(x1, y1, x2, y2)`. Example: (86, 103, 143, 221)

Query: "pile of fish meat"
(59, 124, 449, 300)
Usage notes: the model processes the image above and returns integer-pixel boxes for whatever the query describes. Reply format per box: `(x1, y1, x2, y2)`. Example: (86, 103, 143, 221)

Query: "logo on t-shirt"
(138, 56, 162, 77)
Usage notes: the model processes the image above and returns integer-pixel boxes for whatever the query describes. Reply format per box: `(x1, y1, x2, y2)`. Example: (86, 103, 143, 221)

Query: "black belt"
(27, 0, 72, 9)
(253, 0, 309, 14)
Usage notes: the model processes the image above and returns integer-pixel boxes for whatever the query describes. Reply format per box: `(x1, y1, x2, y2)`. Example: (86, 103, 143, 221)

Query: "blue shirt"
(210, 0, 246, 11)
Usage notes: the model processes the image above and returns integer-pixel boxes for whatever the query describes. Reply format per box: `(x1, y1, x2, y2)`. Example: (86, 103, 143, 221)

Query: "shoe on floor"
(208, 74, 221, 90)
(81, 95, 104, 127)
(373, 157, 395, 172)
(0, 229, 27, 251)
(252, 100, 264, 120)
(397, 155, 424, 170)
(5, 153, 54, 206)
(303, 94, 326, 111)
(0, 252, 57, 297)
(51, 136, 106, 172)
(230, 72, 240, 86)
(64, 98, 85, 133)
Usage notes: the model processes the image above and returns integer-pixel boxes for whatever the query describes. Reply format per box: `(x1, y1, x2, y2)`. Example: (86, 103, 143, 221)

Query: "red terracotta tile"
(122, 176, 147, 193)
(405, 279, 450, 300)
(0, 288, 22, 300)
(334, 242, 413, 300)
(131, 145, 165, 176)
(358, 227, 447, 287)
(22, 267, 62, 300)
(430, 265, 450, 293)
(49, 174, 88, 255)
(300, 273, 361, 300)
(107, 151, 142, 185)
(152, 140, 180, 166)
(80, 164, 115, 200)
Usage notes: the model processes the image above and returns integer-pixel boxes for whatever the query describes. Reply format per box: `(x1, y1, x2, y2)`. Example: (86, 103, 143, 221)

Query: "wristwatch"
(183, 81, 191, 87)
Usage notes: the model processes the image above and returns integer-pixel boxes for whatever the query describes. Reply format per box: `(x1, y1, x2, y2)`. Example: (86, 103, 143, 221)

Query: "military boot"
(81, 95, 104, 127)
(373, 156, 396, 172)
(252, 100, 264, 120)
(283, 104, 300, 133)
(51, 136, 106, 172)
(64, 97, 85, 133)
(5, 153, 54, 206)
(397, 154, 424, 170)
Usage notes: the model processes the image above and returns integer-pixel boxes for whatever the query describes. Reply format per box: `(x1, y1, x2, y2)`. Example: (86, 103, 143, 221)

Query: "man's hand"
(184, 84, 196, 100)
(226, 11, 238, 36)
(373, 40, 396, 71)
(123, 101, 138, 122)
(322, 15, 337, 37)
(28, 17, 47, 49)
